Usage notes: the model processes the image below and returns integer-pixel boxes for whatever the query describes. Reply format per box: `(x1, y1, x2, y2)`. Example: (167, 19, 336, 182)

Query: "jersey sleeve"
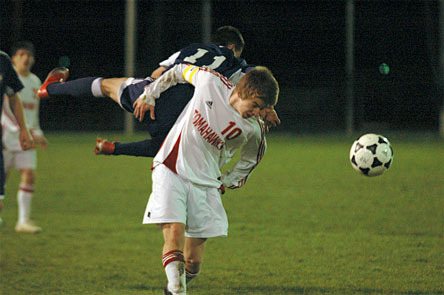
(143, 63, 213, 101)
(0, 54, 23, 95)
(158, 51, 180, 68)
(221, 120, 267, 189)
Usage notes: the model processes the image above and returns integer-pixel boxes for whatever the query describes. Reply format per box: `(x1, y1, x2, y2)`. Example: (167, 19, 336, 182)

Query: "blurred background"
(0, 0, 442, 134)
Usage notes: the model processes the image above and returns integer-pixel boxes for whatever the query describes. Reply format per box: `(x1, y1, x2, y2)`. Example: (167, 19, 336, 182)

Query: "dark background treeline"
(0, 0, 441, 132)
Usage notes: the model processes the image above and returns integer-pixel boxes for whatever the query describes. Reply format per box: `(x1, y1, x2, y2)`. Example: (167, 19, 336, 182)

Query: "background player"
(0, 50, 34, 227)
(139, 63, 279, 294)
(2, 42, 47, 233)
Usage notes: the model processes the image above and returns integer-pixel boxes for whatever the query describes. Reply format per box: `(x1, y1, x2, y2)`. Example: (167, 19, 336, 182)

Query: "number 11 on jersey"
(184, 48, 227, 70)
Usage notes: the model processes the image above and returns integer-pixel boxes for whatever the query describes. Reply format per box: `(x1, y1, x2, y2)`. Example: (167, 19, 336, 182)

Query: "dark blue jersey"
(116, 44, 251, 158)
(163, 43, 249, 80)
(0, 51, 23, 99)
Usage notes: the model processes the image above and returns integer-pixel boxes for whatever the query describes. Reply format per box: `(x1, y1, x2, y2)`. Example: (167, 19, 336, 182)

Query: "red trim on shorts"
(163, 132, 182, 174)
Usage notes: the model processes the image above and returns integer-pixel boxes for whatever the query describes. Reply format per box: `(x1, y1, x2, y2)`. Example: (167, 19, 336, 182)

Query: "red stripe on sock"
(19, 187, 34, 193)
(162, 249, 182, 257)
(162, 250, 184, 267)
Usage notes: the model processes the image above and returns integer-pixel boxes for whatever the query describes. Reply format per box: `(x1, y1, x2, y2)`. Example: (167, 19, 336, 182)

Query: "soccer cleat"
(95, 138, 116, 155)
(37, 67, 70, 99)
(15, 221, 42, 234)
(163, 287, 173, 295)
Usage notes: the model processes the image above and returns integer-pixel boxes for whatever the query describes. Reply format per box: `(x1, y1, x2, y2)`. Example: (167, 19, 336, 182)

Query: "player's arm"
(133, 63, 209, 121)
(150, 50, 181, 79)
(0, 54, 33, 150)
(8, 93, 33, 150)
(261, 107, 281, 131)
(150, 66, 167, 79)
(221, 121, 267, 189)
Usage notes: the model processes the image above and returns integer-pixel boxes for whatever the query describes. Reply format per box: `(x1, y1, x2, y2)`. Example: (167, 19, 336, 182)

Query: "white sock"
(17, 184, 33, 224)
(163, 250, 186, 294)
(165, 261, 186, 294)
(91, 78, 105, 97)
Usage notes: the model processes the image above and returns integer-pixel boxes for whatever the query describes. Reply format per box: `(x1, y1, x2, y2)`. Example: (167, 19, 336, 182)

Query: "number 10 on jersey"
(222, 121, 242, 140)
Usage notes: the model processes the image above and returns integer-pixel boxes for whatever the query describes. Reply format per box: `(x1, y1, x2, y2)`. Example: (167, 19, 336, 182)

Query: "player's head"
(11, 41, 35, 73)
(211, 26, 245, 58)
(232, 66, 279, 119)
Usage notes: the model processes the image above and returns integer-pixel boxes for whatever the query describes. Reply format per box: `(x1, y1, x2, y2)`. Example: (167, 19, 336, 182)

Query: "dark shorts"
(119, 79, 195, 137)
(119, 78, 153, 113)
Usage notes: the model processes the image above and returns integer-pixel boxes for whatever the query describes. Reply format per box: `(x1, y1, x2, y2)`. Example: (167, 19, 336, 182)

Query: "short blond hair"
(235, 66, 279, 107)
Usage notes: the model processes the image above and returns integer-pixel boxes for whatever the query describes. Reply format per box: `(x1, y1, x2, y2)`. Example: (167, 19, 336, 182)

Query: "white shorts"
(3, 149, 37, 171)
(143, 164, 228, 238)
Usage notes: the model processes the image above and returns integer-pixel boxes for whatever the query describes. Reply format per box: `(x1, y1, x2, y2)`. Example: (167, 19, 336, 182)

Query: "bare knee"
(100, 78, 127, 102)
(20, 169, 35, 186)
(162, 223, 185, 251)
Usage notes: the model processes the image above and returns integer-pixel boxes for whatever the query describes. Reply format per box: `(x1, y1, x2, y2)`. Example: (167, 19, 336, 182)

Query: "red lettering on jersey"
(193, 117, 206, 129)
(22, 102, 36, 110)
(221, 121, 242, 140)
(192, 109, 225, 150)
(198, 123, 208, 133)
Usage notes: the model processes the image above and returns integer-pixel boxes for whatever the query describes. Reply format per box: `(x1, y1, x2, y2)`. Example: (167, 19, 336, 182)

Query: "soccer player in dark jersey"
(38, 26, 279, 157)
(0, 51, 34, 226)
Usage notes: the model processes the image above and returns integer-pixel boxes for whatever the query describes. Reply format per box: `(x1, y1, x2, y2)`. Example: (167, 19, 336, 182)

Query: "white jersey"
(147, 64, 266, 189)
(2, 72, 42, 151)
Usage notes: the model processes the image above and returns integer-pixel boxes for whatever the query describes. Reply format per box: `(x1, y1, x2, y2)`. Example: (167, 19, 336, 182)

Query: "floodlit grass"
(0, 132, 443, 294)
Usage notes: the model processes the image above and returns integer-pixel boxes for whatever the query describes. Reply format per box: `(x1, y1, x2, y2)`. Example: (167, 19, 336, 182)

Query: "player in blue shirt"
(38, 26, 279, 157)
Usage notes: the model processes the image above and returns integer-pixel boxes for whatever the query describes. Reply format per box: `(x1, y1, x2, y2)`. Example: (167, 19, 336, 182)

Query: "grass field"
(0, 132, 443, 294)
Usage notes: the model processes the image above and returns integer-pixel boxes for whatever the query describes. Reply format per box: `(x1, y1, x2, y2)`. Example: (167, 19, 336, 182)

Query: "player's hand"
(32, 134, 48, 150)
(218, 184, 225, 195)
(261, 107, 281, 132)
(19, 129, 34, 151)
(217, 176, 226, 195)
(133, 95, 156, 122)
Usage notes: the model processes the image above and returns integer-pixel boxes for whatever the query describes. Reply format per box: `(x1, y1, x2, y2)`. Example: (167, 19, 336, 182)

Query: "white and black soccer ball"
(349, 133, 394, 177)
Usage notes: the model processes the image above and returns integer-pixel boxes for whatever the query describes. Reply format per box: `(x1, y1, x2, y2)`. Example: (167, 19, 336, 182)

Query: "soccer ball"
(349, 133, 394, 177)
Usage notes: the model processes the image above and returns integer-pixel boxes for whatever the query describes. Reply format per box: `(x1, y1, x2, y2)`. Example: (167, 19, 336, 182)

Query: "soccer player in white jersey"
(2, 42, 47, 233)
(136, 64, 279, 295)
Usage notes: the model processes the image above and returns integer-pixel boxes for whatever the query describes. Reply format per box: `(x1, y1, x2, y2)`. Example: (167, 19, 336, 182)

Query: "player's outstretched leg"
(95, 138, 116, 155)
(95, 137, 164, 157)
(37, 67, 70, 98)
(37, 67, 126, 105)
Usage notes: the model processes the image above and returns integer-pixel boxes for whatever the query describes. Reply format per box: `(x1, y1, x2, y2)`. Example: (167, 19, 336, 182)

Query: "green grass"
(0, 133, 443, 294)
